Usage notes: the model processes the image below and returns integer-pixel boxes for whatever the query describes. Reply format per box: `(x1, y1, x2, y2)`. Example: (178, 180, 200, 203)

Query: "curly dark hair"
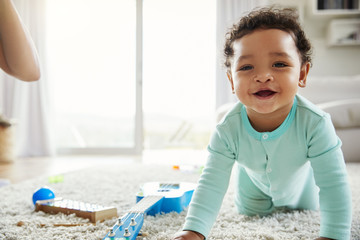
(224, 7, 312, 70)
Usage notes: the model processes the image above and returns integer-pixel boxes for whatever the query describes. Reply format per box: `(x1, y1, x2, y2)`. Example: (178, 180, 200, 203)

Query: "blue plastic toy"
(103, 182, 196, 240)
(32, 187, 55, 205)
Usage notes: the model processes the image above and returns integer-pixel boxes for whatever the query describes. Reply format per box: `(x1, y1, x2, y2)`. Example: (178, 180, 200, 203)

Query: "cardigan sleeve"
(308, 114, 352, 240)
(182, 125, 236, 237)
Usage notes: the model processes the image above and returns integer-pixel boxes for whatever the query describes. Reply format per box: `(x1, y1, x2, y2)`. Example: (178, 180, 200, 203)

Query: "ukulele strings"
(111, 183, 177, 235)
(112, 210, 141, 234)
(112, 195, 161, 233)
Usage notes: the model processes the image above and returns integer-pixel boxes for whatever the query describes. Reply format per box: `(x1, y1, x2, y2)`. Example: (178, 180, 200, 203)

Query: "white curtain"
(215, 0, 268, 109)
(0, 0, 54, 157)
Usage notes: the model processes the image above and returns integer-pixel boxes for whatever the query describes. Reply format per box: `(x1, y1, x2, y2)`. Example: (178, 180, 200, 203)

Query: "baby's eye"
(273, 62, 287, 68)
(239, 65, 253, 71)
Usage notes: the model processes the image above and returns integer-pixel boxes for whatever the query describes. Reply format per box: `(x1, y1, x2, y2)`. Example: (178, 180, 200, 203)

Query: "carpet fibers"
(0, 162, 359, 240)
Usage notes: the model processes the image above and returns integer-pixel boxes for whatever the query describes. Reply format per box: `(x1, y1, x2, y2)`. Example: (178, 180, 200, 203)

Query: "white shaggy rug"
(0, 162, 359, 240)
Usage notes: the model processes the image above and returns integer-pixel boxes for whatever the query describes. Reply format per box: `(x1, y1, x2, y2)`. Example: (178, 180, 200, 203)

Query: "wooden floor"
(0, 150, 206, 184)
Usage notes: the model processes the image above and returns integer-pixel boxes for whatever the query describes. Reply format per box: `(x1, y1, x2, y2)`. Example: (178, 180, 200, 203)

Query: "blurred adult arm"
(0, 0, 40, 81)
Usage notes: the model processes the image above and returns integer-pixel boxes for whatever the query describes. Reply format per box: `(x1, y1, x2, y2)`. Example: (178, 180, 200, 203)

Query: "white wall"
(269, 0, 360, 77)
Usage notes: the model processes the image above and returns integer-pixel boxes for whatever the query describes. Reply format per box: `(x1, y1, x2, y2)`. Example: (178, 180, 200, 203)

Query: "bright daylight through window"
(143, 0, 216, 150)
(46, 0, 216, 153)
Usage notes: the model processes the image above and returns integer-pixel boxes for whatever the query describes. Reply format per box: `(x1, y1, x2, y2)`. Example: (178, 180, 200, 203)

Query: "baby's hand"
(172, 230, 205, 240)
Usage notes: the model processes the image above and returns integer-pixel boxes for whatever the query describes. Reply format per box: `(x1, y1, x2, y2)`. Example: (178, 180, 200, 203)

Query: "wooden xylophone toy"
(35, 198, 118, 223)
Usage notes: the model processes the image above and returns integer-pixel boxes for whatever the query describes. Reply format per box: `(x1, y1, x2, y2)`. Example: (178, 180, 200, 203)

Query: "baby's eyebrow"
(235, 52, 293, 64)
(269, 52, 293, 59)
(235, 54, 253, 65)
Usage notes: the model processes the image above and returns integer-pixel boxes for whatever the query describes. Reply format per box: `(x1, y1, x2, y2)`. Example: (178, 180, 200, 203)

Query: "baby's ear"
(226, 71, 232, 81)
(227, 71, 235, 93)
(298, 62, 310, 88)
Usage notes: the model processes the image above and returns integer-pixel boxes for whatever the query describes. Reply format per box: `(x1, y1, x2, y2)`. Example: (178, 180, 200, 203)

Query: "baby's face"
(227, 29, 309, 118)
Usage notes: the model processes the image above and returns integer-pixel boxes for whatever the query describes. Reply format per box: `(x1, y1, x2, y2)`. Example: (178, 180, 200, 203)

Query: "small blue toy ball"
(32, 187, 55, 205)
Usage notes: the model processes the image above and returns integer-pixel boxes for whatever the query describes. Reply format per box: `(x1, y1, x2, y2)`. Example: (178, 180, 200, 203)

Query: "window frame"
(56, 0, 143, 155)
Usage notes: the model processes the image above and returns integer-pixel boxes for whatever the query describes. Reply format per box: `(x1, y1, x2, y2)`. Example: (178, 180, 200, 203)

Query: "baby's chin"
(245, 102, 289, 116)
(248, 108, 278, 116)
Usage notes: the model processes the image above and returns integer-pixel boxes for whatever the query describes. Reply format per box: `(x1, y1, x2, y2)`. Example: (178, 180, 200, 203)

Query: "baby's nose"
(254, 73, 274, 83)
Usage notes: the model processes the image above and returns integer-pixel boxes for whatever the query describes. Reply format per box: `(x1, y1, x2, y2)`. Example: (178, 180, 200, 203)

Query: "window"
(143, 0, 216, 150)
(45, 0, 216, 154)
(46, 0, 138, 153)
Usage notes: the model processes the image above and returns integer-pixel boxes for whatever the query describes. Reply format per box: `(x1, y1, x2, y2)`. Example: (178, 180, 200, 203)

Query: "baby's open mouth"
(254, 90, 276, 97)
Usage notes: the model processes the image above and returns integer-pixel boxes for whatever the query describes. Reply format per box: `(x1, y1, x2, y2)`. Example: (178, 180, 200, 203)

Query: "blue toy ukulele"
(103, 182, 196, 240)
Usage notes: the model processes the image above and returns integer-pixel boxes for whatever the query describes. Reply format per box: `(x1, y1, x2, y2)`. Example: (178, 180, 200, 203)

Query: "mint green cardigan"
(183, 95, 352, 239)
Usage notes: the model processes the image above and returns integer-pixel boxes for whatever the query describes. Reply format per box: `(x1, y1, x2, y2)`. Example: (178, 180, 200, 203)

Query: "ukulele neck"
(129, 195, 164, 214)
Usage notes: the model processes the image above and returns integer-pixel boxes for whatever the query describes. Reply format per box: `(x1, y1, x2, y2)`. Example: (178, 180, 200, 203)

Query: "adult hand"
(173, 230, 205, 240)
